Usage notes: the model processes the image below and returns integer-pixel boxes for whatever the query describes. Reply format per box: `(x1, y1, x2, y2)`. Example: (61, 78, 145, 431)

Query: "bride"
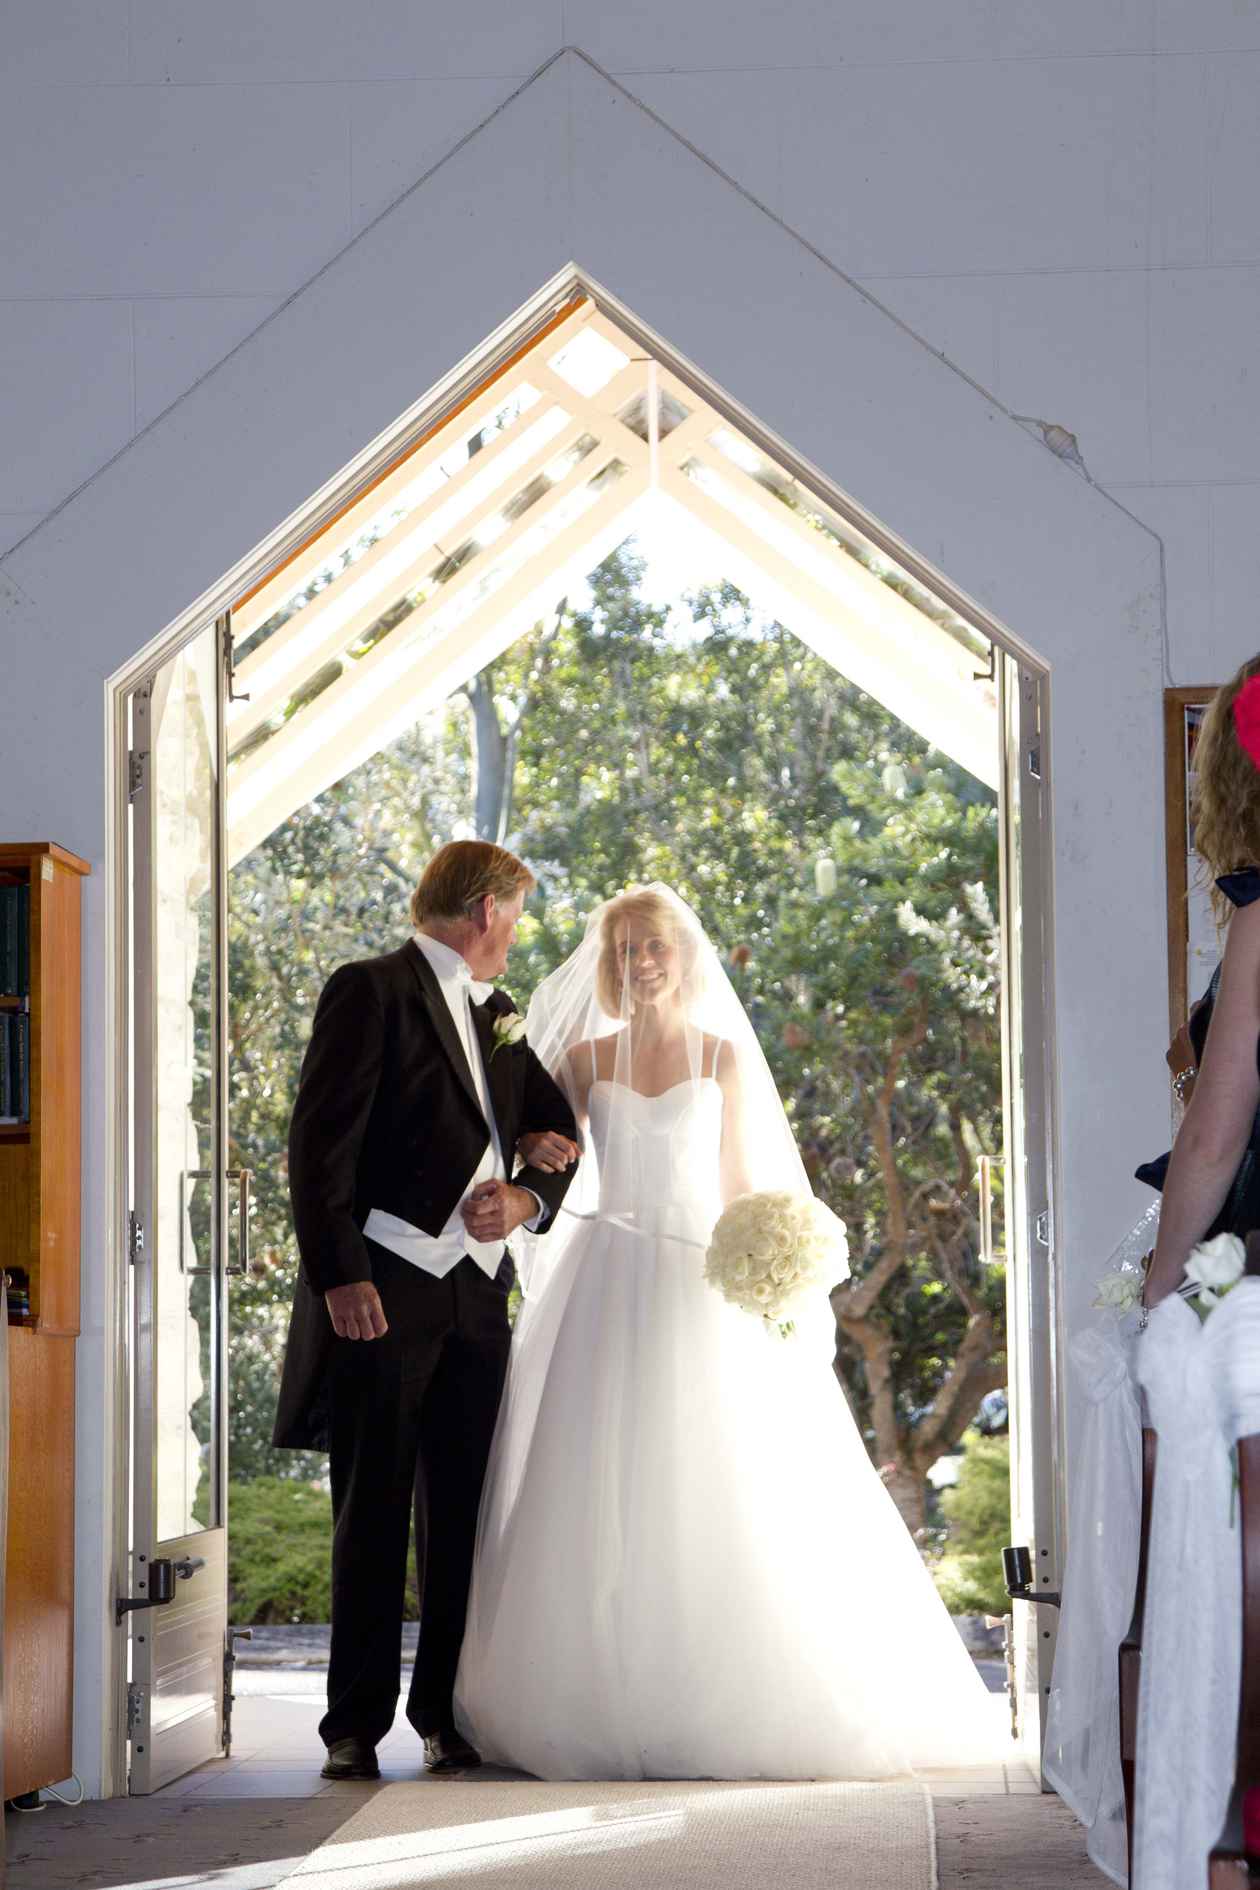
(454, 884, 998, 1781)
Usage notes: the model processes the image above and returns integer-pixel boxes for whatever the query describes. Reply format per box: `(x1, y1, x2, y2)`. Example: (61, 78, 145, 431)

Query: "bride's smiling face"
(616, 922, 683, 1010)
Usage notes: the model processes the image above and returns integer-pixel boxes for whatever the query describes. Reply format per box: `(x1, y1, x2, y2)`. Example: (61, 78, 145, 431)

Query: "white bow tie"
(454, 961, 494, 1006)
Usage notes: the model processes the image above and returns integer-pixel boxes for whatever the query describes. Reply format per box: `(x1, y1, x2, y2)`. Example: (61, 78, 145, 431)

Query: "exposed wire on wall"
(1012, 412, 1175, 687)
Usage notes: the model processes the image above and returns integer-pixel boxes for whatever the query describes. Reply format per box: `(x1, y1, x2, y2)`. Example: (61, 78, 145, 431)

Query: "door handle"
(179, 1169, 251, 1275)
(226, 1168, 251, 1278)
(180, 1169, 214, 1274)
(977, 1153, 995, 1265)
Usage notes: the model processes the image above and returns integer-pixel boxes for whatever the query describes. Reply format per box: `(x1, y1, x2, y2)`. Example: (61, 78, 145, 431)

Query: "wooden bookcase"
(0, 841, 88, 1801)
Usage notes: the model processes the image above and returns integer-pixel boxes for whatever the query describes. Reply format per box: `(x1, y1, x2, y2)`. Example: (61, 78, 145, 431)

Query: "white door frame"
(102, 265, 1061, 1788)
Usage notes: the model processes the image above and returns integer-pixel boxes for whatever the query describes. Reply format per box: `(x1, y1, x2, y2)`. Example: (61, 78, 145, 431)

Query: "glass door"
(997, 651, 1062, 1766)
(125, 619, 232, 1793)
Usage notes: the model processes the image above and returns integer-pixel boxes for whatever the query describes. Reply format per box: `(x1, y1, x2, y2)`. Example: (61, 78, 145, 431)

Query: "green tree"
(226, 543, 1004, 1542)
(228, 1476, 421, 1623)
(933, 1431, 1013, 1617)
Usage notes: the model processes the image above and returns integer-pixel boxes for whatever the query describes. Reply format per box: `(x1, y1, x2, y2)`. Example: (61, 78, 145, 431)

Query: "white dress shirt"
(362, 932, 539, 1281)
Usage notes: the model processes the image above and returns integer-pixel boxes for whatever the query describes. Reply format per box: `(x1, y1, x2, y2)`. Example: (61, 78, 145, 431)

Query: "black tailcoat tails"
(272, 939, 577, 1744)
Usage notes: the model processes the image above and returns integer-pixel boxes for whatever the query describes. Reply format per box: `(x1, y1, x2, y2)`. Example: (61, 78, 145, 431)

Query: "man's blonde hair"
(410, 841, 535, 926)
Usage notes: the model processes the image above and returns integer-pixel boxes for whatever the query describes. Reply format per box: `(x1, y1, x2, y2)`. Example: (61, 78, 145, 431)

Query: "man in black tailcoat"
(273, 840, 579, 1779)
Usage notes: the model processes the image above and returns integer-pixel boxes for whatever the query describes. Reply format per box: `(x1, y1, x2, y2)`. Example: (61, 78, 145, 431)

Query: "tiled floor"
(158, 1668, 1038, 1800)
(156, 1671, 434, 1799)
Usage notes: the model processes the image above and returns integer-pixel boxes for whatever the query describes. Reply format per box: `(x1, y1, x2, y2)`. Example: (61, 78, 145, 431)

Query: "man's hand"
(461, 1180, 537, 1243)
(324, 1280, 389, 1341)
(516, 1129, 580, 1174)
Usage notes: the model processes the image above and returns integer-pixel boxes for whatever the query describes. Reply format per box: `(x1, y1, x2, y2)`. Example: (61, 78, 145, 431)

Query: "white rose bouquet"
(704, 1190, 849, 1336)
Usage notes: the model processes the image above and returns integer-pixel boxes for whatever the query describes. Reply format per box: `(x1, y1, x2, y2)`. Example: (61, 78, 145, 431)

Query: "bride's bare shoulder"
(564, 1036, 620, 1084)
(706, 1033, 739, 1085)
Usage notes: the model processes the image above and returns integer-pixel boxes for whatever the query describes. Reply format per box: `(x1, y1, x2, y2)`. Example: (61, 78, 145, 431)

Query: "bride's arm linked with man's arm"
(289, 952, 580, 1342)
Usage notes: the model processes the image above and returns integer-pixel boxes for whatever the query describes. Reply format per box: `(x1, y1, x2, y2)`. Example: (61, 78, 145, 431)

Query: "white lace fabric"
(1128, 1280, 1260, 1890)
(1042, 1317, 1143, 1886)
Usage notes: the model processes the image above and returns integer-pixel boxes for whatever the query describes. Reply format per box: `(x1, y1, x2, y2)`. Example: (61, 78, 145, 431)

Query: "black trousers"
(319, 1243, 512, 1747)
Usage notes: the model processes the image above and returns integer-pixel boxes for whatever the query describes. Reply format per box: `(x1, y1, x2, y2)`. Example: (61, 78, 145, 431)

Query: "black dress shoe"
(423, 1727, 481, 1773)
(321, 1736, 380, 1780)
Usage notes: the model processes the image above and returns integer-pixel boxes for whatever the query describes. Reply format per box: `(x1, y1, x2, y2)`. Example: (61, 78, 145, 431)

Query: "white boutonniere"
(490, 1011, 527, 1059)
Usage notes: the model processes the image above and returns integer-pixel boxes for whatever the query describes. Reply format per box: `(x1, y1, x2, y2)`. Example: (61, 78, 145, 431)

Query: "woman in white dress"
(455, 884, 998, 1781)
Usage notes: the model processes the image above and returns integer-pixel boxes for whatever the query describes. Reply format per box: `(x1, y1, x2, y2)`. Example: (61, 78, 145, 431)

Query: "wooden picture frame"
(1164, 686, 1219, 1038)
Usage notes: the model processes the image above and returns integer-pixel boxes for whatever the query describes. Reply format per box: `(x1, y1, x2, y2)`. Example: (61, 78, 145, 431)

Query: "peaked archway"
(224, 292, 1000, 862)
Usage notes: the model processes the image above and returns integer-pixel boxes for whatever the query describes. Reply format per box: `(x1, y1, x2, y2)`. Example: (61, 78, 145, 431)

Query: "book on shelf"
(15, 1007, 28, 1118)
(0, 878, 29, 998)
(0, 1009, 29, 1123)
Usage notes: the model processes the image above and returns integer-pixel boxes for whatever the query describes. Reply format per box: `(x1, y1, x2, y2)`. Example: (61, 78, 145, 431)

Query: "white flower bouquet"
(1091, 1227, 1249, 1324)
(1092, 1263, 1144, 1315)
(704, 1190, 849, 1336)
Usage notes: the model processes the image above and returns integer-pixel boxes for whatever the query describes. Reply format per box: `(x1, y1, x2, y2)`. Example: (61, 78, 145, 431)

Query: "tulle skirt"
(454, 1210, 1000, 1781)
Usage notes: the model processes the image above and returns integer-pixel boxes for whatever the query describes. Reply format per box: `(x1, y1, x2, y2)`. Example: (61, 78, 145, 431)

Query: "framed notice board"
(1164, 686, 1220, 1037)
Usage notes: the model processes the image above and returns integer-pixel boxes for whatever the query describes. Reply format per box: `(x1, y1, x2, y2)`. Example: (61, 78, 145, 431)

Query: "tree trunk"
(882, 1468, 927, 1536)
(465, 670, 510, 843)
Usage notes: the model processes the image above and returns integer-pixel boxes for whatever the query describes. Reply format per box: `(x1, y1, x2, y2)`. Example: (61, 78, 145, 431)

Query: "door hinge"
(126, 1682, 145, 1737)
(223, 1627, 252, 1759)
(223, 616, 250, 706)
(128, 1212, 145, 1264)
(128, 749, 147, 800)
(1034, 1208, 1052, 1248)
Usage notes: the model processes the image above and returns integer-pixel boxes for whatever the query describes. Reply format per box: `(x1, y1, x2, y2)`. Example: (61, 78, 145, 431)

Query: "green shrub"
(227, 1476, 421, 1625)
(931, 1430, 1011, 1617)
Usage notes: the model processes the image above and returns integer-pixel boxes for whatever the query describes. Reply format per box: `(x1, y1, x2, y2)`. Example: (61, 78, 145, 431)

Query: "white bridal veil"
(458, 885, 1000, 1781)
(516, 882, 834, 1298)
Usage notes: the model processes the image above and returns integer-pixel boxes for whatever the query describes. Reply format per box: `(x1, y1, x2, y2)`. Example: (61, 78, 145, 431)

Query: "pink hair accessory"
(1233, 675, 1260, 768)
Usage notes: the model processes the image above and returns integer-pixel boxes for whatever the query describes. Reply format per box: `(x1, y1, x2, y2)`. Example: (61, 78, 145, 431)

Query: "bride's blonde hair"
(596, 888, 702, 1016)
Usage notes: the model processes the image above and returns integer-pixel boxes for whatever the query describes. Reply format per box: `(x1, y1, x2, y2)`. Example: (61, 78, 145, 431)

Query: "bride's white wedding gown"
(455, 1075, 999, 1781)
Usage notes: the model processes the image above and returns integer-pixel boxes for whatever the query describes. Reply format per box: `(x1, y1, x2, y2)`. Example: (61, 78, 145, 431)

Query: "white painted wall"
(0, 3, 1237, 1794)
(2, 2, 1253, 680)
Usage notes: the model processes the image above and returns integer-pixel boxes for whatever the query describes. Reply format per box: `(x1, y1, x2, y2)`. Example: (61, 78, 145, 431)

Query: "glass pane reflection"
(152, 636, 220, 1539)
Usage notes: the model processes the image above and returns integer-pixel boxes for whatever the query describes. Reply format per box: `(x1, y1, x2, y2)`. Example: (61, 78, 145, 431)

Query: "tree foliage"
(227, 542, 1005, 1536)
(932, 1432, 1013, 1617)
(228, 1476, 419, 1624)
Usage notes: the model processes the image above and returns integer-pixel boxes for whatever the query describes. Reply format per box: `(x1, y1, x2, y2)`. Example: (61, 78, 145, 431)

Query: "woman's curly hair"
(1193, 654, 1260, 920)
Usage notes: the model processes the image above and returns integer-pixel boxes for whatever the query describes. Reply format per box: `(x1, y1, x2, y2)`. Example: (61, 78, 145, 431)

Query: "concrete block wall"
(1, 1, 1257, 681)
